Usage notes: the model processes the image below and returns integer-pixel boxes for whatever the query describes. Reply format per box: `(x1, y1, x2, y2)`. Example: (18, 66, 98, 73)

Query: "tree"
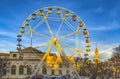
(112, 45, 120, 57)
(0, 58, 9, 78)
(112, 45, 120, 78)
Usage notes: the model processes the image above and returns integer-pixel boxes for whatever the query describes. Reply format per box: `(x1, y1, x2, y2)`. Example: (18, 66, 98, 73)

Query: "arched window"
(13, 54, 17, 57)
(3, 69, 6, 75)
(59, 64, 62, 68)
(19, 65, 24, 75)
(66, 70, 69, 74)
(51, 70, 54, 75)
(59, 70, 62, 75)
(27, 66, 32, 75)
(11, 65, 16, 75)
(42, 66, 47, 75)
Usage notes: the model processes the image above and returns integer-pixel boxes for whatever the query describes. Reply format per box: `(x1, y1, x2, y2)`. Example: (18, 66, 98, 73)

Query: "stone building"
(0, 47, 74, 79)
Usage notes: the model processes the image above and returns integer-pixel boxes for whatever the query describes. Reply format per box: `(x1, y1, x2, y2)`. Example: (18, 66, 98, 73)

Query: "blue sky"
(0, 0, 120, 60)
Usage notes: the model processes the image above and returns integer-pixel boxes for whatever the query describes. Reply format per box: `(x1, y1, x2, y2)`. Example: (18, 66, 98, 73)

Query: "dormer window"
(13, 54, 17, 57)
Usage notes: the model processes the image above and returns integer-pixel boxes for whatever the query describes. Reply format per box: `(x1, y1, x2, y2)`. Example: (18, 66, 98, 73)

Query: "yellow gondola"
(65, 11, 69, 17)
(25, 19, 29, 26)
(48, 8, 52, 14)
(20, 29, 24, 33)
(57, 8, 61, 14)
(40, 10, 44, 16)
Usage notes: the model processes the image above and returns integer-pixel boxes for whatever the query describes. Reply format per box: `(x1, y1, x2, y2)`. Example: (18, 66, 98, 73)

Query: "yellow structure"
(93, 44, 100, 64)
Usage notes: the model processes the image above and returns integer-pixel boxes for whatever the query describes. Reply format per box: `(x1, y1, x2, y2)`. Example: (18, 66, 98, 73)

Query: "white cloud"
(89, 20, 120, 31)
(0, 30, 17, 38)
(0, 40, 17, 53)
(88, 42, 118, 61)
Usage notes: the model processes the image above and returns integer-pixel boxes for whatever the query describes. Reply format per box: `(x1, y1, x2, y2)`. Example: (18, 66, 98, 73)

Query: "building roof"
(22, 47, 43, 54)
(0, 53, 10, 56)
(0, 53, 10, 59)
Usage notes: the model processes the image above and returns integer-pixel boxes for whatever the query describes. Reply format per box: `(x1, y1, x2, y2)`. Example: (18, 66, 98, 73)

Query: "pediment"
(22, 47, 43, 54)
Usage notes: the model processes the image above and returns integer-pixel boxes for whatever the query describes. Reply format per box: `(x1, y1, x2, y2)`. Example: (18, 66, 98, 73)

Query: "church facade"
(0, 47, 74, 79)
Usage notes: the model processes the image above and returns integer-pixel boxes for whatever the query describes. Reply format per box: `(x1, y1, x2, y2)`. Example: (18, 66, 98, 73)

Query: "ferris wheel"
(17, 6, 91, 78)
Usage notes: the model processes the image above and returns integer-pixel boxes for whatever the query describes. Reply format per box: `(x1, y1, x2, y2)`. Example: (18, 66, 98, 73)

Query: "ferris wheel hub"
(62, 17, 65, 21)
(52, 38, 58, 45)
(43, 16, 47, 20)
(75, 30, 80, 34)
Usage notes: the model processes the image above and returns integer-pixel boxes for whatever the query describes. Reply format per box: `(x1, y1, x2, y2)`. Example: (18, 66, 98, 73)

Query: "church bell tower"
(93, 44, 100, 64)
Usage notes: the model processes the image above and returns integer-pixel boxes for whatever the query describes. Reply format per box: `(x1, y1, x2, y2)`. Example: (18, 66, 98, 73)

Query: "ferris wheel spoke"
(29, 26, 33, 47)
(59, 31, 76, 40)
(78, 31, 84, 36)
(60, 10, 63, 17)
(29, 34, 32, 47)
(60, 11, 66, 21)
(69, 47, 85, 59)
(45, 20, 54, 37)
(35, 42, 51, 48)
(60, 42, 81, 58)
(56, 21, 64, 37)
(47, 17, 62, 21)
(60, 41, 85, 55)
(33, 30, 51, 40)
(56, 11, 65, 37)
(45, 12, 49, 17)
(64, 20, 76, 31)
(21, 31, 30, 35)
(75, 33, 79, 48)
(60, 42, 76, 51)
(33, 20, 44, 30)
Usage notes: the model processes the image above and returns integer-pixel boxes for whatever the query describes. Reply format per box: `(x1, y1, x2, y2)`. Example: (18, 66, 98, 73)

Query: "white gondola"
(32, 13, 36, 20)
(25, 19, 30, 26)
